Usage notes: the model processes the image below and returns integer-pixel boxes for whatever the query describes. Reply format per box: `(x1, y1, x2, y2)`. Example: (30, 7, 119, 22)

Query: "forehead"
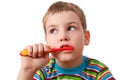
(45, 11, 81, 27)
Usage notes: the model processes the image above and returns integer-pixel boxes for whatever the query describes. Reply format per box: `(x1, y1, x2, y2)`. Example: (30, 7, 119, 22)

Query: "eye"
(67, 26, 75, 31)
(50, 28, 57, 34)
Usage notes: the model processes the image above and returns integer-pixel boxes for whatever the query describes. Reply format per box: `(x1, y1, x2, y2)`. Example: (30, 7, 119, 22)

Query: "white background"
(0, 0, 120, 79)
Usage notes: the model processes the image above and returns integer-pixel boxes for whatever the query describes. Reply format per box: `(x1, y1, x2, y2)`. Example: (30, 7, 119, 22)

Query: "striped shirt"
(33, 56, 115, 80)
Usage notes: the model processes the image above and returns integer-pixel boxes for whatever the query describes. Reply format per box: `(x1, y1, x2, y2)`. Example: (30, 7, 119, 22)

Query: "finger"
(49, 54, 55, 59)
(32, 44, 38, 57)
(25, 45, 33, 57)
(44, 44, 50, 53)
(38, 43, 44, 57)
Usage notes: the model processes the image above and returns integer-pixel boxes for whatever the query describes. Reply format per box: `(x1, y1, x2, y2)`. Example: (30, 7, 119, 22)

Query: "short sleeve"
(96, 68, 115, 80)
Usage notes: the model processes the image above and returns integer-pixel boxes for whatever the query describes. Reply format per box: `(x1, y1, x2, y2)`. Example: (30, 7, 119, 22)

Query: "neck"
(56, 56, 83, 68)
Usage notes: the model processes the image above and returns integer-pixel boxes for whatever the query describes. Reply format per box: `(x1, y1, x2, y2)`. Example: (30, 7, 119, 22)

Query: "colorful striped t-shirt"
(33, 56, 115, 80)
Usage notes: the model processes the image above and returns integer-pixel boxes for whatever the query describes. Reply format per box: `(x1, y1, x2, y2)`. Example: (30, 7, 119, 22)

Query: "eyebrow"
(46, 24, 57, 30)
(46, 21, 81, 29)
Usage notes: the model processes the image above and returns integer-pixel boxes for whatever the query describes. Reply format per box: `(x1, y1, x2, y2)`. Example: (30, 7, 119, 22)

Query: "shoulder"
(84, 56, 108, 73)
(83, 56, 115, 80)
(87, 56, 107, 68)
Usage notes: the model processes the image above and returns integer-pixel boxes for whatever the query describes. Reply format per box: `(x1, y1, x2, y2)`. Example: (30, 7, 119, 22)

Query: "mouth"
(60, 45, 74, 50)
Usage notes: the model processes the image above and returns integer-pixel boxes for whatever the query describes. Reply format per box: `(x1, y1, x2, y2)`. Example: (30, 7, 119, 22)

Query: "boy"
(17, 1, 115, 80)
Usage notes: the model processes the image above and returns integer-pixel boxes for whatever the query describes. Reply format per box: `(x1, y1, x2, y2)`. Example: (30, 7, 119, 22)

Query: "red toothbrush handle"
(20, 46, 73, 56)
(49, 46, 73, 52)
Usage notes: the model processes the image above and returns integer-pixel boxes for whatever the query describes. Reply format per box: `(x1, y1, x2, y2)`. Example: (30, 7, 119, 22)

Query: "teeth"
(61, 45, 69, 48)
(62, 46, 67, 48)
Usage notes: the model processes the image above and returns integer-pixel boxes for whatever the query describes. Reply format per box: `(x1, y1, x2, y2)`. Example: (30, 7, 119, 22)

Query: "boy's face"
(45, 11, 90, 62)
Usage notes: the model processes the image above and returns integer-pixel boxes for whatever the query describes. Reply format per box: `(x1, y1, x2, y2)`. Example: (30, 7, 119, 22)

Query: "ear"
(84, 30, 90, 45)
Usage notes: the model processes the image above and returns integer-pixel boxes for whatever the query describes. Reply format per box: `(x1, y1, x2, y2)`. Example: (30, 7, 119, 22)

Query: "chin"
(52, 53, 76, 62)
(57, 56, 74, 62)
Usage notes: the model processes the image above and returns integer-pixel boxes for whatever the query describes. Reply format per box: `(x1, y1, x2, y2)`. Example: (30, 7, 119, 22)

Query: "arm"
(17, 67, 36, 80)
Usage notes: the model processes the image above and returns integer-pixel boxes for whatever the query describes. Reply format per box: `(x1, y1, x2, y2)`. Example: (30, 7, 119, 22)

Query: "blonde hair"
(43, 1, 87, 34)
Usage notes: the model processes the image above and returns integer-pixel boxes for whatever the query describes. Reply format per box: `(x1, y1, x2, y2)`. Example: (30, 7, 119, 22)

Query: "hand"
(20, 43, 50, 72)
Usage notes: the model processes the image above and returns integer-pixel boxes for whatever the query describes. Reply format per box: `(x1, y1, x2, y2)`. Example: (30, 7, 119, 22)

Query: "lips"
(60, 45, 70, 48)
(60, 45, 73, 50)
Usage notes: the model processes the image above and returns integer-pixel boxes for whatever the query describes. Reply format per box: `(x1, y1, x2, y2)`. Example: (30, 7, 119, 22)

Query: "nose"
(59, 33, 70, 42)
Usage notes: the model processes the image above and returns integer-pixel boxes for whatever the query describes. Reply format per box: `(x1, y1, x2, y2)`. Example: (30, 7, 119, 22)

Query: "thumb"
(49, 53, 54, 59)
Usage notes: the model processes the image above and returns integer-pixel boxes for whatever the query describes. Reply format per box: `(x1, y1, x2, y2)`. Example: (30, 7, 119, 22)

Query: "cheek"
(73, 37, 84, 54)
(72, 33, 85, 47)
(46, 36, 57, 45)
(72, 32, 84, 41)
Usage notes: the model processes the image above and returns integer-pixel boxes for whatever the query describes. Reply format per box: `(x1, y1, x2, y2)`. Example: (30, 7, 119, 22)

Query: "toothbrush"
(20, 46, 73, 56)
(48, 46, 73, 52)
